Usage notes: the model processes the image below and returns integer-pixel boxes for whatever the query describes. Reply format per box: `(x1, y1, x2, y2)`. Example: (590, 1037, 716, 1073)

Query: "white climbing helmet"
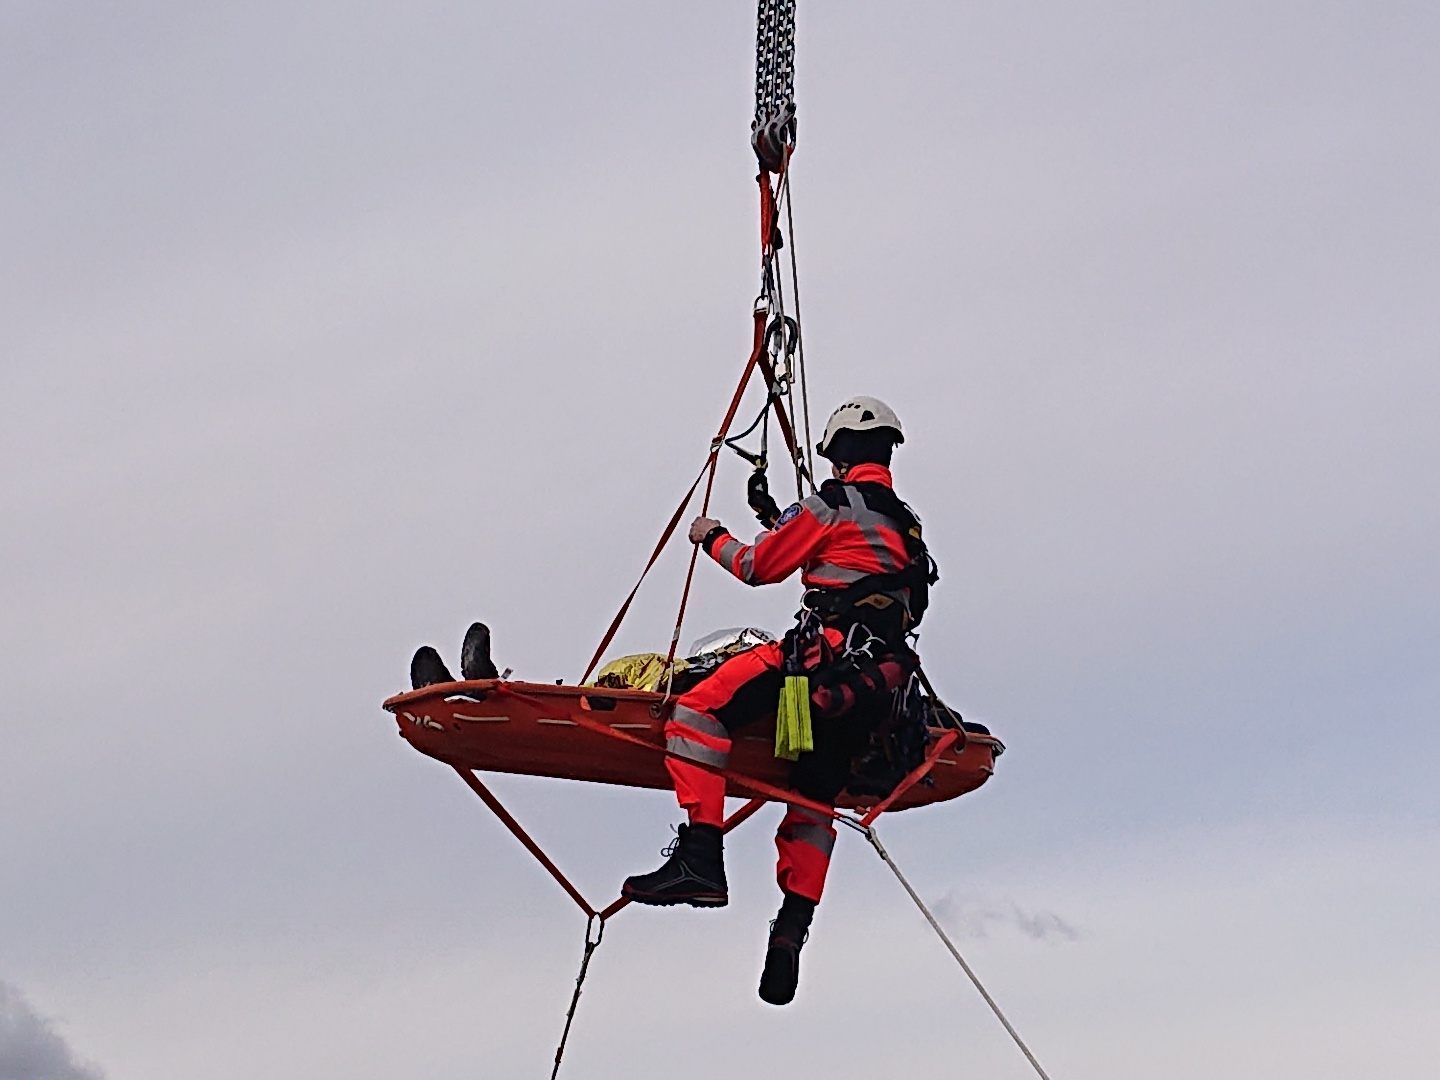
(816, 396, 905, 458)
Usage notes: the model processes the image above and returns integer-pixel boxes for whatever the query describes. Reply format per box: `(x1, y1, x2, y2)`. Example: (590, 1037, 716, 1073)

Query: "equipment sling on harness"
(774, 673, 813, 760)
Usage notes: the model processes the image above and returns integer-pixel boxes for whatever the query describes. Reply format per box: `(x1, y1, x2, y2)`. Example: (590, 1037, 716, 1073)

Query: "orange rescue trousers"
(664, 631, 872, 903)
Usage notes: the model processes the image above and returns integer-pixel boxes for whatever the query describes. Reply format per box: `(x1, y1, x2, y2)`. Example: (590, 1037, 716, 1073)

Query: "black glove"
(747, 468, 782, 528)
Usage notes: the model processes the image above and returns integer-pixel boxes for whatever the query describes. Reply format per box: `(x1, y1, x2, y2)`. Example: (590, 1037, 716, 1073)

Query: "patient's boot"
(460, 622, 499, 681)
(410, 645, 454, 689)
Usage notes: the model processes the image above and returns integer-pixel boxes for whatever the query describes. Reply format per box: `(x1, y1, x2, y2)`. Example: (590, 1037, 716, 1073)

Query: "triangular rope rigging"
(418, 5, 1056, 1077)
(544, 813, 1058, 1079)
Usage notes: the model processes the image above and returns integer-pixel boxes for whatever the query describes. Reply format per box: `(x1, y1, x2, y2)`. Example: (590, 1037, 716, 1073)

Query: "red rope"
(581, 307, 770, 683)
(497, 684, 848, 823)
(858, 730, 959, 827)
(661, 308, 770, 671)
(578, 461, 711, 684)
(449, 766, 597, 917)
(447, 761, 769, 923)
(595, 797, 766, 920)
(756, 346, 803, 464)
(758, 169, 778, 250)
(754, 157, 806, 476)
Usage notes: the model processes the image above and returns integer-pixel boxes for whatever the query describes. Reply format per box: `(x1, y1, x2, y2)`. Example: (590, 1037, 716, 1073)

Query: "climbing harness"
(800, 481, 939, 636)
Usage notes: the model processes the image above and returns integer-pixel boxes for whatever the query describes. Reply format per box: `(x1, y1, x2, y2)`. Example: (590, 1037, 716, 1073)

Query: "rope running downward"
(550, 916, 606, 1080)
(865, 827, 1056, 1080)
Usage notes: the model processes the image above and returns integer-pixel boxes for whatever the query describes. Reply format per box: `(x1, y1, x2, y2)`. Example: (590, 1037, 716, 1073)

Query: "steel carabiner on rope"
(765, 314, 799, 387)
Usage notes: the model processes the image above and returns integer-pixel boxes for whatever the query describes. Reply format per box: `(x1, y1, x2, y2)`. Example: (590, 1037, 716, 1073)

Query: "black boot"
(759, 893, 815, 1006)
(410, 645, 454, 690)
(460, 621, 499, 681)
(621, 824, 728, 908)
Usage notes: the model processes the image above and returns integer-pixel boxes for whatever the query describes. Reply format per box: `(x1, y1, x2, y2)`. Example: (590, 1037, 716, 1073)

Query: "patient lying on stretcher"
(408, 624, 774, 694)
(407, 622, 987, 741)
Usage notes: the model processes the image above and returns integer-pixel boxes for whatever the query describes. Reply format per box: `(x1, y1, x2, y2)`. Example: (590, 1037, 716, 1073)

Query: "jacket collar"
(842, 463, 894, 488)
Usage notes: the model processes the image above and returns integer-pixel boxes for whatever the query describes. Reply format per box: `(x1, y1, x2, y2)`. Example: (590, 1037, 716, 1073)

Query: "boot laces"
(660, 824, 682, 858)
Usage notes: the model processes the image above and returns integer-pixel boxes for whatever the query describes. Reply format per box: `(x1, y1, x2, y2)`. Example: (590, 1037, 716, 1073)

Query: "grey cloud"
(932, 892, 1082, 943)
(0, 983, 102, 1080)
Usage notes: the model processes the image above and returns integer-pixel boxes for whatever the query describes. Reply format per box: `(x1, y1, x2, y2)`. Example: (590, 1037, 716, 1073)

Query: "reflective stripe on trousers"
(664, 704, 732, 827)
(662, 638, 844, 897)
(775, 805, 837, 902)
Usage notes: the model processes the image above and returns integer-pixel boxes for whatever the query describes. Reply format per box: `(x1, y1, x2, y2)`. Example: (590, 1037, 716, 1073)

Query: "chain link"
(773, 0, 797, 117)
(753, 0, 775, 127)
(752, 0, 797, 172)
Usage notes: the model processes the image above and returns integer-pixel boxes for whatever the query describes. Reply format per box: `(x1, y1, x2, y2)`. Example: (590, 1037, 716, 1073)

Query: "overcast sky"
(3, 2, 1437, 1078)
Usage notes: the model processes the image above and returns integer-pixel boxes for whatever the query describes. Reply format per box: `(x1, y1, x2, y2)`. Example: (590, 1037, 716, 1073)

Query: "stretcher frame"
(384, 678, 995, 924)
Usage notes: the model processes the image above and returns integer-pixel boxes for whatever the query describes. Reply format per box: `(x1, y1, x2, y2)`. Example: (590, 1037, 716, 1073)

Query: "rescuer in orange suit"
(623, 397, 933, 1006)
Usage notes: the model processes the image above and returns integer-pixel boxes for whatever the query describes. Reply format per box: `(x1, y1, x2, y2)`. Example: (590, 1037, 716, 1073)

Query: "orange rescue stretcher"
(385, 678, 1002, 921)
(384, 678, 1002, 813)
(385, 679, 1003, 926)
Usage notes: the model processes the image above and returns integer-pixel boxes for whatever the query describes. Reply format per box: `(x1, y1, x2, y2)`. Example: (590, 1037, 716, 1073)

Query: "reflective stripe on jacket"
(702, 463, 910, 590)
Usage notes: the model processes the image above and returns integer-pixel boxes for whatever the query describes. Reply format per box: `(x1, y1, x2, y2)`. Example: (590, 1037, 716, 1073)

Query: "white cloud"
(932, 890, 1083, 942)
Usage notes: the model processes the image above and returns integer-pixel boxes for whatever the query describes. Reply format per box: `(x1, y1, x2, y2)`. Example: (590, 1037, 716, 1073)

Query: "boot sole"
(758, 983, 797, 1006)
(620, 886, 728, 908)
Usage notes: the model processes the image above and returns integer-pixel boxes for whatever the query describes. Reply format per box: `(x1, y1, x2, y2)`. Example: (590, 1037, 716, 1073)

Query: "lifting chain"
(752, 0, 797, 172)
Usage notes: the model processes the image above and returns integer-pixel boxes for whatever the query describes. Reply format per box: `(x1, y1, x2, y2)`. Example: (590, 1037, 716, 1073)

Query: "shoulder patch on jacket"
(815, 479, 850, 510)
(776, 502, 803, 526)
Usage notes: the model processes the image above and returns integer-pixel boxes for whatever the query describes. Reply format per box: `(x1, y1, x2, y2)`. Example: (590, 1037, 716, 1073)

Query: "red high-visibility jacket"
(702, 463, 911, 591)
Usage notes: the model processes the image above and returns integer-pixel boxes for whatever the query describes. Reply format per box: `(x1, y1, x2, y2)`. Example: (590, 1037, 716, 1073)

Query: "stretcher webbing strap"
(865, 827, 1055, 1080)
(496, 684, 844, 823)
(578, 459, 711, 685)
(450, 766, 597, 917)
(544, 798, 765, 1080)
(596, 797, 766, 921)
(858, 729, 958, 827)
(662, 306, 772, 677)
(482, 685, 961, 838)
(447, 706, 965, 1078)
(580, 308, 770, 686)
